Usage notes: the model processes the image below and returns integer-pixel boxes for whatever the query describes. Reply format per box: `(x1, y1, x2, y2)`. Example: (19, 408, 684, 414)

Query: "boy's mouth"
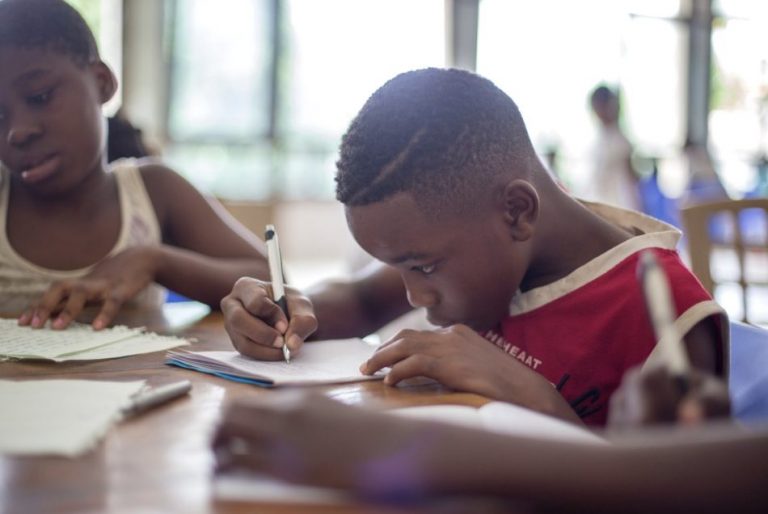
(20, 154, 61, 184)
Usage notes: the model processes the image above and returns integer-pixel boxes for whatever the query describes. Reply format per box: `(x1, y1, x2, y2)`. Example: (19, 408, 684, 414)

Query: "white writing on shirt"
(483, 330, 543, 371)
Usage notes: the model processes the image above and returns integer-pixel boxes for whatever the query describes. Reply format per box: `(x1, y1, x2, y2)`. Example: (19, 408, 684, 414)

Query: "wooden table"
(0, 305, 504, 514)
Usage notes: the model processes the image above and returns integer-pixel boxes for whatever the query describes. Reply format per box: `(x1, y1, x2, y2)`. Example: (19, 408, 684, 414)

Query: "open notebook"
(166, 338, 384, 386)
(215, 400, 604, 504)
(0, 319, 189, 361)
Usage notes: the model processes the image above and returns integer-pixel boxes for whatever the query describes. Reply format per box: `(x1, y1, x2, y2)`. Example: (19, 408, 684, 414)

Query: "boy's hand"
(360, 325, 578, 422)
(220, 277, 317, 361)
(608, 365, 731, 428)
(212, 391, 448, 496)
(18, 246, 160, 330)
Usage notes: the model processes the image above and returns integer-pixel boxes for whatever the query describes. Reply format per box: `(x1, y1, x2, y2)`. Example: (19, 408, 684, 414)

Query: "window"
(166, 0, 445, 200)
(477, 0, 686, 196)
(709, 0, 768, 197)
(67, 0, 123, 114)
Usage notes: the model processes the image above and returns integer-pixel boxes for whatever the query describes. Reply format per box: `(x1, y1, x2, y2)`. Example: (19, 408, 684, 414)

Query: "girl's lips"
(21, 155, 61, 184)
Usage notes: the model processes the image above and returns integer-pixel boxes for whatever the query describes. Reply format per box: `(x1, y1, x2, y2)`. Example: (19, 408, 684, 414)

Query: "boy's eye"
(412, 263, 437, 275)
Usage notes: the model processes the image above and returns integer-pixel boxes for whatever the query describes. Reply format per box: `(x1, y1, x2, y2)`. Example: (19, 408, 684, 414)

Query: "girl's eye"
(28, 89, 53, 106)
(412, 263, 437, 275)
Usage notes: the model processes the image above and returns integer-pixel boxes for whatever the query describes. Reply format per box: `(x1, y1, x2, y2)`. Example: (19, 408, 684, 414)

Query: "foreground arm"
(213, 392, 767, 513)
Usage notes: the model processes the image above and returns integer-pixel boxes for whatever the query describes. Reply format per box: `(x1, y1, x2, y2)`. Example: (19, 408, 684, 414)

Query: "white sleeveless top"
(0, 159, 166, 314)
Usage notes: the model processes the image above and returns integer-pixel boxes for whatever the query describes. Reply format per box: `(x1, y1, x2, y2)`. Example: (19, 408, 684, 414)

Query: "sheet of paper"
(392, 402, 606, 445)
(0, 379, 145, 456)
(167, 338, 382, 386)
(214, 472, 352, 505)
(0, 319, 189, 361)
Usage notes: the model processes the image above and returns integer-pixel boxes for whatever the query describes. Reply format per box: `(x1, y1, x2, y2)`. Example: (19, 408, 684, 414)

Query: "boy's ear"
(501, 179, 539, 242)
(91, 61, 118, 104)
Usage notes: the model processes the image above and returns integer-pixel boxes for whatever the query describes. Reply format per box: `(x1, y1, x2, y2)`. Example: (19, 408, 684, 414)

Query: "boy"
(221, 68, 727, 426)
(0, 0, 269, 328)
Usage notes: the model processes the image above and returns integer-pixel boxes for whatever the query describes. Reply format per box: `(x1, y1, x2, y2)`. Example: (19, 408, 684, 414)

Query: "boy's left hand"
(361, 325, 578, 422)
(18, 246, 159, 330)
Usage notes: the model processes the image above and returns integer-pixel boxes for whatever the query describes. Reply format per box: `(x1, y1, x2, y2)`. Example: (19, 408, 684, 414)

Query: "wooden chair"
(680, 198, 768, 323)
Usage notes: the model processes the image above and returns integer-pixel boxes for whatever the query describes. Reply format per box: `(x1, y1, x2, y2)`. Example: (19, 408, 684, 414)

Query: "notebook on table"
(166, 338, 384, 386)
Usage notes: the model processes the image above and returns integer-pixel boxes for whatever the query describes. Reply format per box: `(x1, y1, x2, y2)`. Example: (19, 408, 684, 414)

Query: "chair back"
(680, 198, 768, 323)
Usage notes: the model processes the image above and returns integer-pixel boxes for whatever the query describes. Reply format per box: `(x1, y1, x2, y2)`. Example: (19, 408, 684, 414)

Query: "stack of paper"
(0, 379, 145, 456)
(0, 319, 189, 361)
(167, 338, 383, 386)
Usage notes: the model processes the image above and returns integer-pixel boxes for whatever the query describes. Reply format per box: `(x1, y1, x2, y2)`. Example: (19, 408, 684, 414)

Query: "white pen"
(122, 380, 192, 417)
(265, 224, 291, 364)
(638, 250, 690, 378)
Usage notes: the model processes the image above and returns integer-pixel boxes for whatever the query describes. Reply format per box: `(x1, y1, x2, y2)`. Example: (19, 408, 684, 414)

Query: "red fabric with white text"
(484, 248, 723, 426)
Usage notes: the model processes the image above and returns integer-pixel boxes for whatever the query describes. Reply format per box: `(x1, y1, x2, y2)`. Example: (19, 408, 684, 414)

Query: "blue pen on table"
(638, 250, 690, 389)
(265, 224, 291, 364)
(122, 380, 192, 418)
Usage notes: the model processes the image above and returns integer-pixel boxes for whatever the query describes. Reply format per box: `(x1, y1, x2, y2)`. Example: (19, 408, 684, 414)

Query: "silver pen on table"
(265, 224, 291, 364)
(122, 380, 192, 418)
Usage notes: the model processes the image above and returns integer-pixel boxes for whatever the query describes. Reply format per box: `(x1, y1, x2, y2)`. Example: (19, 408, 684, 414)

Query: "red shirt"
(483, 204, 727, 426)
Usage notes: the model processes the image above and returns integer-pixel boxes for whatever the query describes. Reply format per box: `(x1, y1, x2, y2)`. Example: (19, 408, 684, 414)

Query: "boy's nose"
(404, 281, 438, 309)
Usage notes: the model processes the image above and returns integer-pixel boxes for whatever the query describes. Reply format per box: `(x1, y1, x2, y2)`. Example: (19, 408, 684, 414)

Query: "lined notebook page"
(0, 319, 189, 361)
(0, 379, 145, 456)
(168, 338, 383, 386)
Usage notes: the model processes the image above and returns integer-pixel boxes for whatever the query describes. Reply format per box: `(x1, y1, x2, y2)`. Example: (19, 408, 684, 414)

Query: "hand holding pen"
(265, 224, 291, 363)
(220, 223, 319, 361)
(607, 250, 730, 428)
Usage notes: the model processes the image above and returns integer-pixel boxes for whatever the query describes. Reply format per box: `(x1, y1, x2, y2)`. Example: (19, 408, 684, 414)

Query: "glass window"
(477, 0, 685, 196)
(165, 0, 445, 200)
(167, 0, 271, 141)
(709, 2, 768, 197)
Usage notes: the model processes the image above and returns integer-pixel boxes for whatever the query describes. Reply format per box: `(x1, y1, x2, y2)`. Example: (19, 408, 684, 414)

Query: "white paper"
(214, 472, 351, 505)
(168, 338, 383, 386)
(0, 379, 145, 456)
(0, 319, 189, 361)
(392, 402, 606, 445)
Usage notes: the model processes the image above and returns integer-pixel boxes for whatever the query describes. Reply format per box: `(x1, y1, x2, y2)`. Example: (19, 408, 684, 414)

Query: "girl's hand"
(18, 246, 160, 330)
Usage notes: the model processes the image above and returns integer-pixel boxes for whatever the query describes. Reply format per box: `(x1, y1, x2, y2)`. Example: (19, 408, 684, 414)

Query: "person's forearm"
(411, 423, 768, 512)
(152, 245, 269, 307)
(482, 366, 585, 426)
(307, 264, 411, 340)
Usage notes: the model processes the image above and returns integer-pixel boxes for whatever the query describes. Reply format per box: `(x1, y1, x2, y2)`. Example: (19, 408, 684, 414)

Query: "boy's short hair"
(335, 68, 537, 217)
(0, 0, 99, 65)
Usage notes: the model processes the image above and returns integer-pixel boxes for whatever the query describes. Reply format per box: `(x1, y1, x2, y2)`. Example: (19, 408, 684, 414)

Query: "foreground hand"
(608, 365, 731, 428)
(212, 391, 462, 497)
(220, 277, 317, 361)
(18, 246, 160, 330)
(360, 325, 569, 418)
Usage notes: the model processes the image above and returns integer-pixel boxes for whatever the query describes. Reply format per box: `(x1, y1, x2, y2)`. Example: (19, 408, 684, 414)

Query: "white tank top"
(0, 159, 166, 315)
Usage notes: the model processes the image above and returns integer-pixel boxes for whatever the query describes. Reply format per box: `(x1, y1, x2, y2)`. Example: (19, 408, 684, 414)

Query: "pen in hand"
(638, 250, 690, 390)
(265, 224, 291, 364)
